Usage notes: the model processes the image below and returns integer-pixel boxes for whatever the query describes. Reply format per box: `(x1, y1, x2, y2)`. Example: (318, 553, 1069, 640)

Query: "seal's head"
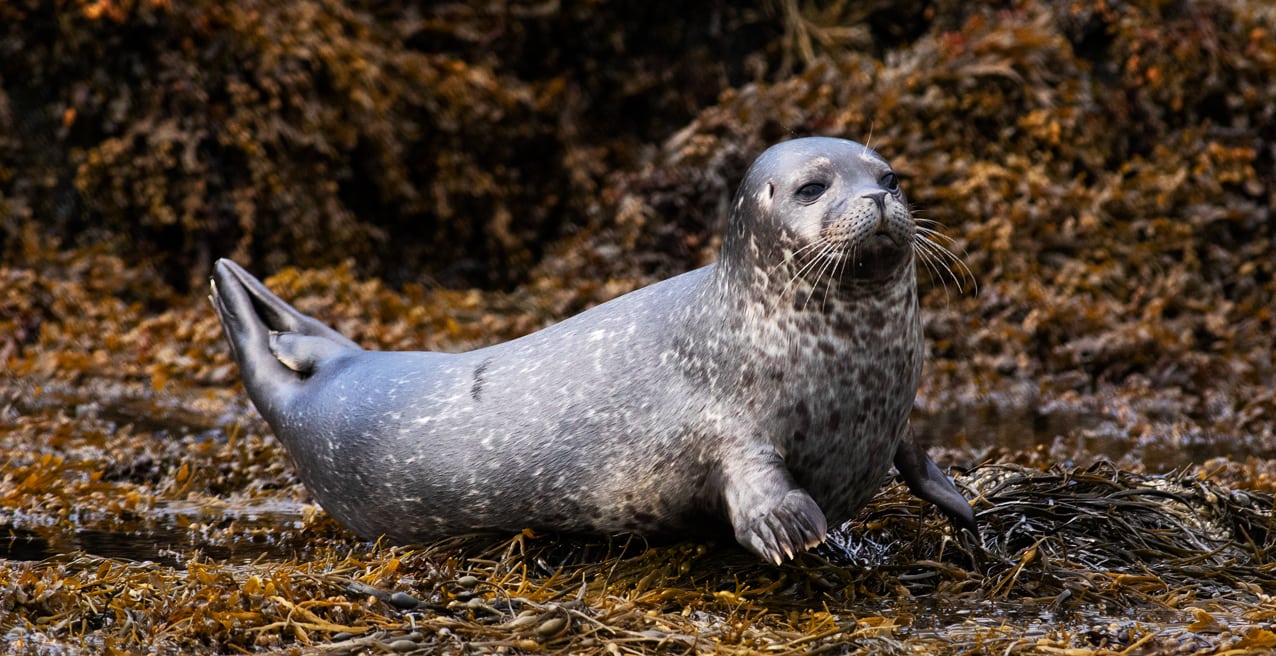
(727, 137, 913, 283)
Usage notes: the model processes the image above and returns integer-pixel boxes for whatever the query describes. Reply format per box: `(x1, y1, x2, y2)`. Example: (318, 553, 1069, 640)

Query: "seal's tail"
(209, 258, 360, 418)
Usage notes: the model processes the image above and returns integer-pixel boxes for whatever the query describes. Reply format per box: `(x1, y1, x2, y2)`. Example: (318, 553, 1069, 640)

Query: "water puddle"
(913, 402, 1276, 471)
(2, 500, 322, 566)
(898, 597, 1186, 641)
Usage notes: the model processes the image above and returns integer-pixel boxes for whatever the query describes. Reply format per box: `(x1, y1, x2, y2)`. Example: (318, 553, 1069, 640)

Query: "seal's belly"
(782, 387, 913, 526)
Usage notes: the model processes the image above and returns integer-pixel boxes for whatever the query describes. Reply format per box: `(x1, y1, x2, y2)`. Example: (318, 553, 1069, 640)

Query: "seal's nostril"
(865, 190, 887, 214)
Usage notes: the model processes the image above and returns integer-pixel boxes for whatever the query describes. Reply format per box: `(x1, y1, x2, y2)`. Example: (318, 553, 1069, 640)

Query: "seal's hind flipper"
(210, 258, 358, 416)
(270, 333, 349, 375)
(894, 428, 979, 537)
(213, 259, 359, 349)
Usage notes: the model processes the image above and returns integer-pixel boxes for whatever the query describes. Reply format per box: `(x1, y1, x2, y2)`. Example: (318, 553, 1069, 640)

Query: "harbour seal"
(210, 137, 977, 563)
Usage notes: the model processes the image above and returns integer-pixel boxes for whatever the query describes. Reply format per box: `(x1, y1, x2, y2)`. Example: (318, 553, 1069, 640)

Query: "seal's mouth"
(870, 227, 899, 246)
(861, 222, 909, 252)
(816, 224, 909, 264)
(831, 224, 912, 281)
(853, 236, 907, 262)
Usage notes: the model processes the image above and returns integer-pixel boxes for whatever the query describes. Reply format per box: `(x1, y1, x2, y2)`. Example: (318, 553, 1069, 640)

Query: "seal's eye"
(879, 172, 900, 193)
(794, 182, 826, 202)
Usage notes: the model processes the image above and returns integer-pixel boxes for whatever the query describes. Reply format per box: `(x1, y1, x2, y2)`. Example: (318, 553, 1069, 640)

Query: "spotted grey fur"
(210, 137, 977, 563)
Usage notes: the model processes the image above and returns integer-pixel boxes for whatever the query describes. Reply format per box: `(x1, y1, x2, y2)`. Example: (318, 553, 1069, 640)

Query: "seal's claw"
(744, 524, 781, 565)
(737, 489, 828, 563)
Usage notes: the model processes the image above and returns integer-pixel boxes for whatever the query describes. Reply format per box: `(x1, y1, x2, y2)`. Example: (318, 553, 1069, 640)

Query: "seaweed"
(0, 1, 783, 291)
(3, 454, 1273, 654)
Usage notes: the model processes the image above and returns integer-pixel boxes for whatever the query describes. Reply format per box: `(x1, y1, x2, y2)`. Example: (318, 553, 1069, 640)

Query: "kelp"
(3, 455, 1273, 654)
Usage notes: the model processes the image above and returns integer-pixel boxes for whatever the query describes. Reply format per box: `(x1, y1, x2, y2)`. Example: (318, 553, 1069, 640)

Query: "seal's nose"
(865, 190, 887, 215)
(863, 191, 891, 236)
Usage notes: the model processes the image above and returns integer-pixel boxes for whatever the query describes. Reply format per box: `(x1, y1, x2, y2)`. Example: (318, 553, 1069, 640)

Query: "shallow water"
(914, 403, 1276, 471)
(2, 500, 318, 565)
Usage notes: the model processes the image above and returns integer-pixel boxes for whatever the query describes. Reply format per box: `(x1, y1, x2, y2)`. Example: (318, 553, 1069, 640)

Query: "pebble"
(503, 612, 540, 631)
(388, 639, 418, 652)
(389, 591, 422, 609)
(536, 617, 567, 637)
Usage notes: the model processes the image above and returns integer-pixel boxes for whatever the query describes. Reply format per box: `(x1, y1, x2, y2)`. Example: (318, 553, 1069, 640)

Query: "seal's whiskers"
(783, 238, 834, 302)
(911, 224, 975, 294)
(800, 241, 840, 312)
(821, 240, 850, 313)
(772, 239, 827, 284)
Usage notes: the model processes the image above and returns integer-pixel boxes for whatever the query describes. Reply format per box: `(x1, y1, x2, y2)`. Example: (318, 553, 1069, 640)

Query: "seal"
(210, 137, 977, 563)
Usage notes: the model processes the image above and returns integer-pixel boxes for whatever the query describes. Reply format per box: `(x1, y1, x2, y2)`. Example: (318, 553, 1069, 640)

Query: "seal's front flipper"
(722, 446, 828, 564)
(894, 428, 978, 537)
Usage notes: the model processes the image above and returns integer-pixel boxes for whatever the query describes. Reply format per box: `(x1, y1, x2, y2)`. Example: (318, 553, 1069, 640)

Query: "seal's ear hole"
(766, 182, 774, 199)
